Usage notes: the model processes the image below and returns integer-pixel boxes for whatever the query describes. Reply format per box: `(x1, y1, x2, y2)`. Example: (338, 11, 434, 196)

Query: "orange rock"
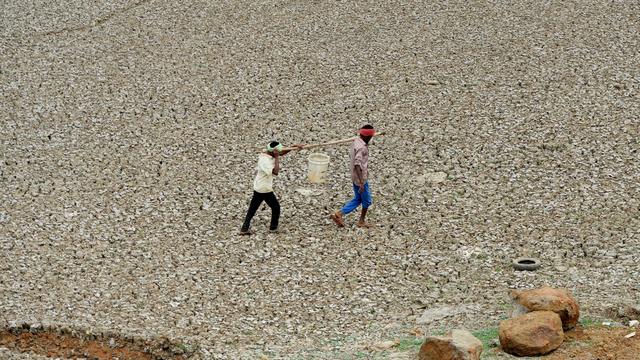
(499, 311, 564, 357)
(512, 286, 580, 330)
(418, 329, 483, 360)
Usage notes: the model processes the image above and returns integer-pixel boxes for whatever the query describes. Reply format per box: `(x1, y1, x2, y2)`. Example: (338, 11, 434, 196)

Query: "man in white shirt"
(240, 141, 303, 235)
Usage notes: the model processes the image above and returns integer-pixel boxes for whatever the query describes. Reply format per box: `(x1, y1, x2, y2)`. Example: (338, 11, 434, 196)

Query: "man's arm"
(272, 144, 304, 175)
(272, 150, 280, 176)
(352, 146, 366, 193)
(279, 144, 305, 156)
(354, 165, 365, 193)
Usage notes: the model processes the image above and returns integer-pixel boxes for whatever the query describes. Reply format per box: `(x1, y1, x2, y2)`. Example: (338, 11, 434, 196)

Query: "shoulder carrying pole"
(268, 131, 386, 152)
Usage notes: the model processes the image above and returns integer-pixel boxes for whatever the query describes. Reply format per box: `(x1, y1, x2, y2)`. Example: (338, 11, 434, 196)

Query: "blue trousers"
(341, 182, 372, 215)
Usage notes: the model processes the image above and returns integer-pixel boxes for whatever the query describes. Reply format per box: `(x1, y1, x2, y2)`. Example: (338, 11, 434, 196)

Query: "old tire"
(512, 257, 541, 271)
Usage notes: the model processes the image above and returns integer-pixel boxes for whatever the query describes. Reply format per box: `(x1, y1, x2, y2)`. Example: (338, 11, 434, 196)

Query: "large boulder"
(499, 311, 564, 357)
(512, 286, 580, 330)
(418, 329, 483, 360)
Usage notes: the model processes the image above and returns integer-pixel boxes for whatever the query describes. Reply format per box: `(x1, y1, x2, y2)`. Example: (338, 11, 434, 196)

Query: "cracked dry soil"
(1, 0, 639, 359)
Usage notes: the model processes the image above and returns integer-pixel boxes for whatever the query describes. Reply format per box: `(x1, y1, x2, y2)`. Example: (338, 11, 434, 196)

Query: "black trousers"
(241, 191, 280, 231)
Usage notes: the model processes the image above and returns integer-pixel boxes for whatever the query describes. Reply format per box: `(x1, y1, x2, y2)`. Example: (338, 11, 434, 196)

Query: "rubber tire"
(512, 257, 541, 271)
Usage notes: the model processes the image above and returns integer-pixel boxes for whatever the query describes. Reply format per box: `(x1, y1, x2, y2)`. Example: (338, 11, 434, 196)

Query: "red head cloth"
(359, 128, 375, 137)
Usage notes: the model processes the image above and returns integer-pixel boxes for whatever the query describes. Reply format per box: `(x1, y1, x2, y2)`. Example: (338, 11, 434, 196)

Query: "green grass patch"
(472, 327, 502, 359)
(579, 317, 602, 327)
(396, 337, 424, 351)
(473, 327, 499, 349)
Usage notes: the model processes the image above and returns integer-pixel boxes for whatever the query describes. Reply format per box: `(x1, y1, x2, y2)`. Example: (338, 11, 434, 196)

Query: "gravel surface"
(1, 0, 639, 358)
(0, 347, 49, 360)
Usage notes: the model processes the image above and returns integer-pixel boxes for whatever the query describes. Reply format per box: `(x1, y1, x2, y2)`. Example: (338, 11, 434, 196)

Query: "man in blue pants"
(330, 125, 375, 228)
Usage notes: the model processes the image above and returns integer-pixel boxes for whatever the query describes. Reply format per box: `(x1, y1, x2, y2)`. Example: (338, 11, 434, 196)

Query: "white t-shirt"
(253, 153, 275, 193)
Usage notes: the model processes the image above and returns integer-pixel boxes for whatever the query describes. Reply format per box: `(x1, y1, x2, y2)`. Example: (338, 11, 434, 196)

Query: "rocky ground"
(1, 0, 639, 358)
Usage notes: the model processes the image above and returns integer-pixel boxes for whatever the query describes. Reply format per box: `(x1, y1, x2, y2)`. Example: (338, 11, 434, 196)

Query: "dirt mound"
(0, 323, 196, 360)
(546, 326, 639, 360)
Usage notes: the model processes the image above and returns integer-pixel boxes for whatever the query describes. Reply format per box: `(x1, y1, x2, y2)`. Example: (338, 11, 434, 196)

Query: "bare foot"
(330, 212, 345, 227)
(239, 230, 254, 235)
(356, 221, 373, 228)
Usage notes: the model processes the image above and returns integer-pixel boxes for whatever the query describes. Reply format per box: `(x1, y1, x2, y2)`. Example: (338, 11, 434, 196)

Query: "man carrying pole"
(240, 141, 303, 235)
(330, 125, 376, 228)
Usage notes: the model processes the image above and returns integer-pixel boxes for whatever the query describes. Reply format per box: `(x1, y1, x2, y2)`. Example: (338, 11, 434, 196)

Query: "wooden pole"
(266, 131, 386, 152)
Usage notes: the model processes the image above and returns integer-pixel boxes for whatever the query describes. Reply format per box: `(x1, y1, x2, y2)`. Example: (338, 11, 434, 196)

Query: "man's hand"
(359, 184, 365, 194)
